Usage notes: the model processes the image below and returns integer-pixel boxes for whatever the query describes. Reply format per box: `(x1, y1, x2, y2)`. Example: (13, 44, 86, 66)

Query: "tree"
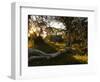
(57, 17, 88, 47)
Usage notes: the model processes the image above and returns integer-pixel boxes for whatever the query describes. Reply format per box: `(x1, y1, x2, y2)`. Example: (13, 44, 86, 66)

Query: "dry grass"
(73, 54, 88, 63)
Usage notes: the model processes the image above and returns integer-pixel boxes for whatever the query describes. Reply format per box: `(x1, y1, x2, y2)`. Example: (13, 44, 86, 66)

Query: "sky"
(31, 15, 66, 29)
(49, 20, 65, 29)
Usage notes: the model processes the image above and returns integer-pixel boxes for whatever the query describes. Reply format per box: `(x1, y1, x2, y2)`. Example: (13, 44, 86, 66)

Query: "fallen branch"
(28, 48, 61, 61)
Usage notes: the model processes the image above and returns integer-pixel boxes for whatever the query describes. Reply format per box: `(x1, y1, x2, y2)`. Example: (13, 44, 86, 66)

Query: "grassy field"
(28, 37, 88, 66)
(28, 51, 87, 66)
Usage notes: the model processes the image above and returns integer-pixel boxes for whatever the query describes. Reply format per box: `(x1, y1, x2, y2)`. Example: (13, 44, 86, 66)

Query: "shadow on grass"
(28, 36, 87, 66)
(34, 36, 57, 53)
(28, 51, 87, 66)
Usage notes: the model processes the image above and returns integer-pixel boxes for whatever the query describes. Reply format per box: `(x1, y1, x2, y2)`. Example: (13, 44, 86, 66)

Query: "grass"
(28, 36, 88, 66)
(45, 39, 66, 51)
(33, 36, 57, 53)
(73, 54, 88, 63)
(28, 52, 87, 66)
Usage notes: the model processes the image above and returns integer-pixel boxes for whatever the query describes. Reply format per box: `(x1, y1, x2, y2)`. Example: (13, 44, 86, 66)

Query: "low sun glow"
(28, 15, 88, 66)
